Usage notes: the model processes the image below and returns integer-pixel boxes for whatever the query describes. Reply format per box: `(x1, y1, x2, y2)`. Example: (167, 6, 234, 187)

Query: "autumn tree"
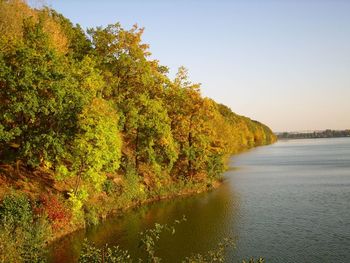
(0, 1, 277, 222)
(0, 0, 68, 54)
(0, 17, 102, 167)
(60, 98, 122, 194)
(0, 18, 72, 166)
(164, 67, 224, 180)
(88, 23, 177, 183)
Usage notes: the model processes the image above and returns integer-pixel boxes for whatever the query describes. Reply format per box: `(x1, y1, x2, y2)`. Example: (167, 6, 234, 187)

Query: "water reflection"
(49, 138, 350, 262)
(49, 180, 240, 262)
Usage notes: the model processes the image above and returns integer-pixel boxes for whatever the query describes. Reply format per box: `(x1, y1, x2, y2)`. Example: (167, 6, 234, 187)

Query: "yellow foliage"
(0, 0, 68, 53)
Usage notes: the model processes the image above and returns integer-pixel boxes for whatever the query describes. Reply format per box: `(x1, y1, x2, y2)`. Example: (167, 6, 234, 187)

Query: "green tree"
(88, 23, 177, 184)
(63, 98, 122, 194)
(0, 17, 104, 167)
(0, 18, 74, 166)
(131, 95, 177, 173)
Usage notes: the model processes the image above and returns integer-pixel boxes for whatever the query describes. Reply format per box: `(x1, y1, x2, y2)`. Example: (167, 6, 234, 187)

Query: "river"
(49, 137, 350, 262)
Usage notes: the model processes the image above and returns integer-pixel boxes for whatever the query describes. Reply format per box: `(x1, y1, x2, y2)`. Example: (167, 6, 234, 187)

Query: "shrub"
(79, 218, 187, 263)
(206, 154, 225, 179)
(78, 217, 262, 263)
(37, 193, 71, 230)
(183, 237, 234, 262)
(21, 217, 51, 263)
(79, 240, 132, 263)
(0, 193, 33, 227)
(103, 179, 115, 195)
(69, 189, 88, 224)
(0, 193, 51, 262)
(122, 168, 146, 202)
(83, 205, 99, 226)
(241, 258, 265, 263)
(0, 223, 22, 262)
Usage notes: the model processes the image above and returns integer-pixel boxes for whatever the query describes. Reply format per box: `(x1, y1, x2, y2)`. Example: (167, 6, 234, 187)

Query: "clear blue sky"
(36, 0, 350, 132)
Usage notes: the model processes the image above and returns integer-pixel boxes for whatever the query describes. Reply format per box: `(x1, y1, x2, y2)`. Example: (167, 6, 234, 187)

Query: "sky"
(33, 0, 350, 132)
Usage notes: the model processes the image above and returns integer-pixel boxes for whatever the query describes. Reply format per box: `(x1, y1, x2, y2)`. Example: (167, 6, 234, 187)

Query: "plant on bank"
(0, 193, 51, 263)
(79, 218, 264, 263)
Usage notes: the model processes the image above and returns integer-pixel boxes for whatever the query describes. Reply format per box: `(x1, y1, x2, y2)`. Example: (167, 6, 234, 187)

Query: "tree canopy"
(0, 0, 276, 224)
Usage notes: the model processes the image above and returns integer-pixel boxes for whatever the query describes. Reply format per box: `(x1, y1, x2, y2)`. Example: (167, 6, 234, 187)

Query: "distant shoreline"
(276, 129, 350, 140)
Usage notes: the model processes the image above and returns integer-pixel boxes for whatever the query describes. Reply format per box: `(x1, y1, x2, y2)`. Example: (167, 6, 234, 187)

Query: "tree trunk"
(188, 131, 193, 178)
(74, 163, 84, 195)
(135, 127, 139, 170)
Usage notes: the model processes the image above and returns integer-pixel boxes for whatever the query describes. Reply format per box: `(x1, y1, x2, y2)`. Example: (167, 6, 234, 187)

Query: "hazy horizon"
(35, 0, 350, 132)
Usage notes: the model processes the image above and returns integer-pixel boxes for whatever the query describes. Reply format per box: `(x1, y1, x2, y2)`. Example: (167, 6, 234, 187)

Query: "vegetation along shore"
(0, 1, 276, 262)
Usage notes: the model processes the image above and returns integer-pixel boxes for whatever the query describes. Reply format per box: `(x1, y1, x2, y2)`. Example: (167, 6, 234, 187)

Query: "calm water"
(49, 138, 350, 262)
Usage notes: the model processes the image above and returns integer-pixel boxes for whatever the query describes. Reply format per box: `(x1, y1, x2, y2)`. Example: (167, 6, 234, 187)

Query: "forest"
(0, 1, 276, 261)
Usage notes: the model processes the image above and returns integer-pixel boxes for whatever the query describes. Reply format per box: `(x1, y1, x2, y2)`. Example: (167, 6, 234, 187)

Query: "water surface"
(49, 138, 350, 262)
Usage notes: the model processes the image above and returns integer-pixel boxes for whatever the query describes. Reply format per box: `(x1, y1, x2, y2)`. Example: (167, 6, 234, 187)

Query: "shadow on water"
(48, 180, 241, 263)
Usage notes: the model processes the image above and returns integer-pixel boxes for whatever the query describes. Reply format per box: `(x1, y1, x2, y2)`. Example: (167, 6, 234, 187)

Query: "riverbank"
(49, 138, 350, 263)
(50, 176, 224, 242)
(0, 143, 276, 263)
(48, 143, 269, 243)
(0, 139, 278, 248)
(0, 162, 223, 243)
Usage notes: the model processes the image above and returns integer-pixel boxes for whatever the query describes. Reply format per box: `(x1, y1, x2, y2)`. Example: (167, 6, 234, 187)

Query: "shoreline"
(49, 177, 223, 244)
(0, 143, 275, 251)
(49, 144, 273, 244)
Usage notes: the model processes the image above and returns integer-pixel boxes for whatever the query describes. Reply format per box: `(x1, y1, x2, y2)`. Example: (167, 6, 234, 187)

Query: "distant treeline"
(277, 129, 350, 139)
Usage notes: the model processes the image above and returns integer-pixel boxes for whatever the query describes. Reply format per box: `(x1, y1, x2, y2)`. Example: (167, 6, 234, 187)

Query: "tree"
(88, 23, 176, 184)
(165, 67, 222, 179)
(0, 0, 68, 54)
(0, 18, 74, 166)
(63, 98, 122, 194)
(45, 7, 93, 60)
(131, 95, 177, 172)
(0, 17, 103, 167)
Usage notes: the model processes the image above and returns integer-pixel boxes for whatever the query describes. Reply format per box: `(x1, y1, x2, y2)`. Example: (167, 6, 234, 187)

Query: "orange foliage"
(0, 0, 68, 53)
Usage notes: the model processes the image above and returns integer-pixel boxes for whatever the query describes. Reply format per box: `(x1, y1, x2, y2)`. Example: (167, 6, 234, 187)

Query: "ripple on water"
(48, 138, 350, 263)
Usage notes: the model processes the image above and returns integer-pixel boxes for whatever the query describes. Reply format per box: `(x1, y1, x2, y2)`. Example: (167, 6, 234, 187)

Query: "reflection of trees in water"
(49, 181, 240, 263)
(48, 227, 87, 263)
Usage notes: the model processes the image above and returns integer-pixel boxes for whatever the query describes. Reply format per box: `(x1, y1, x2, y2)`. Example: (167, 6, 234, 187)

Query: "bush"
(0, 223, 22, 262)
(37, 193, 71, 230)
(183, 237, 234, 262)
(241, 258, 265, 263)
(79, 218, 262, 263)
(0, 193, 51, 262)
(83, 205, 99, 226)
(206, 154, 225, 179)
(0, 193, 33, 227)
(21, 217, 51, 263)
(78, 221, 178, 263)
(103, 179, 115, 195)
(79, 240, 132, 263)
(121, 168, 147, 203)
(69, 189, 88, 224)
